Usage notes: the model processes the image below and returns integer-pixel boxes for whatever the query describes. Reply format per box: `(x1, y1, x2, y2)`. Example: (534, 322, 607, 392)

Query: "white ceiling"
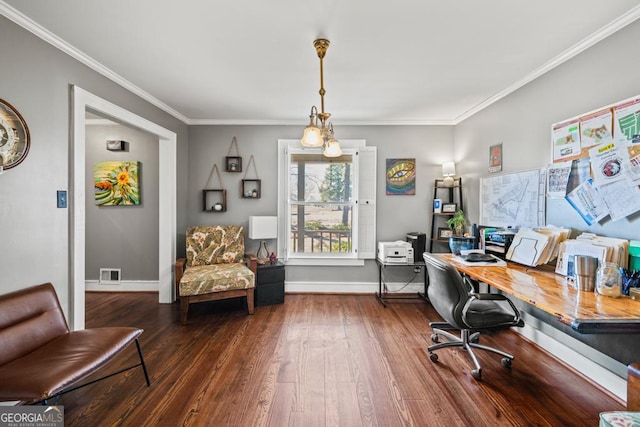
(3, 0, 640, 125)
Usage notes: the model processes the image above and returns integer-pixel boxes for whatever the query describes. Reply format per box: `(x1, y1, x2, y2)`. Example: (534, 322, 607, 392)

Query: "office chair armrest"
(468, 292, 522, 324)
(471, 292, 509, 301)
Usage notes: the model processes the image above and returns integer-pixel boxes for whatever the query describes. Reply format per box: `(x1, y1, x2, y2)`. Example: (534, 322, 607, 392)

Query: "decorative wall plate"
(0, 98, 30, 171)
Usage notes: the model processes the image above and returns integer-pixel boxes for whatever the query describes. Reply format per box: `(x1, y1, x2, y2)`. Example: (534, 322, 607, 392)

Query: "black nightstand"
(255, 261, 285, 306)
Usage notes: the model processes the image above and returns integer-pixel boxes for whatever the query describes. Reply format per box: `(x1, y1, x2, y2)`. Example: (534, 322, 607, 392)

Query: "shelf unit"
(429, 178, 462, 253)
(202, 189, 227, 212)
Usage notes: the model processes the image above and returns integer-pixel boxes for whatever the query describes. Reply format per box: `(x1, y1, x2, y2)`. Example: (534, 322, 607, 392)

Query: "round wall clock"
(0, 98, 30, 171)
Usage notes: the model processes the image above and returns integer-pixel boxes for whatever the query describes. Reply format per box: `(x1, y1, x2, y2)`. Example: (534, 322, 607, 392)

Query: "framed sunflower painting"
(94, 161, 140, 206)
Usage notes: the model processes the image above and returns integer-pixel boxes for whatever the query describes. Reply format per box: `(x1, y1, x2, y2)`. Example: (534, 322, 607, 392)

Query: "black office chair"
(423, 252, 524, 380)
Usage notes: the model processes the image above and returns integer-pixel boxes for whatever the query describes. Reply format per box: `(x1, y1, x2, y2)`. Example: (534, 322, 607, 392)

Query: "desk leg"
(418, 265, 429, 301)
(376, 263, 387, 307)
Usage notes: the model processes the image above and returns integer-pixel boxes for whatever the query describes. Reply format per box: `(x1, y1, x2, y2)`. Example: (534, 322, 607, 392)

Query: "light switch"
(57, 190, 67, 208)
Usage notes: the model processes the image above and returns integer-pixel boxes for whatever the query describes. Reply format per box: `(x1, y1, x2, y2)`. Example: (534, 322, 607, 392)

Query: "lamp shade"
(323, 139, 343, 157)
(248, 216, 278, 240)
(442, 161, 456, 177)
(301, 124, 323, 147)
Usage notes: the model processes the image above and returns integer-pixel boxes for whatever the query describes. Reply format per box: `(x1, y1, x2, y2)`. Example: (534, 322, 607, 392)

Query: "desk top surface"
(437, 254, 640, 333)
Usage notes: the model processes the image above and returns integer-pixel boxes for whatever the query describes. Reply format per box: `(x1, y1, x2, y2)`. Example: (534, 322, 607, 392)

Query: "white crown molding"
(188, 118, 457, 126)
(455, 4, 640, 124)
(3, 1, 639, 126)
(0, 1, 190, 124)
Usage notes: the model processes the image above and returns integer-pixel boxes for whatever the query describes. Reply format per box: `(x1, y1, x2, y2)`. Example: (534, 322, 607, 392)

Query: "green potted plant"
(447, 210, 468, 236)
(446, 210, 474, 255)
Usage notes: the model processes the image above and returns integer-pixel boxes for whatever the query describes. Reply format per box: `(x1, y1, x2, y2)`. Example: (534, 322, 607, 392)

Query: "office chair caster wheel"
(430, 334, 439, 343)
(429, 352, 438, 362)
(471, 369, 482, 380)
(470, 332, 480, 343)
(501, 357, 512, 368)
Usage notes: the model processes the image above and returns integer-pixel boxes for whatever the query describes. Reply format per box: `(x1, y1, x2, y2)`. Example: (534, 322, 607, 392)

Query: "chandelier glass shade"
(300, 39, 342, 158)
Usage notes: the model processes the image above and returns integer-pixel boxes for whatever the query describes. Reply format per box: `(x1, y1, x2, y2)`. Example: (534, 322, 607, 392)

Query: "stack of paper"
(555, 232, 629, 277)
(506, 226, 570, 267)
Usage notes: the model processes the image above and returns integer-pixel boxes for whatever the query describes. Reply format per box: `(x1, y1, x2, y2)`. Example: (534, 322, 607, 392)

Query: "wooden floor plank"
(54, 292, 627, 426)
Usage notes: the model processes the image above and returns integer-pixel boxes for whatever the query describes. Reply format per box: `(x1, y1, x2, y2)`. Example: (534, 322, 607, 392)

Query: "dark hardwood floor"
(64, 292, 624, 426)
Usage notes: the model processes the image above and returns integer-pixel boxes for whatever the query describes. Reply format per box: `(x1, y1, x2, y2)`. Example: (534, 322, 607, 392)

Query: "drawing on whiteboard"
(480, 168, 546, 228)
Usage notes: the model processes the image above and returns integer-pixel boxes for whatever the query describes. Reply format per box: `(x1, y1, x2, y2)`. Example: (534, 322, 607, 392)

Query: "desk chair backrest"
(423, 252, 472, 330)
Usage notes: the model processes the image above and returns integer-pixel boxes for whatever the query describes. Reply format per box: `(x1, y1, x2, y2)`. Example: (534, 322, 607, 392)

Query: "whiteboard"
(480, 168, 546, 228)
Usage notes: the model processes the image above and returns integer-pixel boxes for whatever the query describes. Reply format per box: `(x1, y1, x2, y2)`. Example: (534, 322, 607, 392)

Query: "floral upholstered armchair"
(175, 225, 257, 324)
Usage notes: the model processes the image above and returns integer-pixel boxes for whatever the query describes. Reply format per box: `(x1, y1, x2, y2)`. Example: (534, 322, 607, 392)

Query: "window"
(277, 140, 376, 266)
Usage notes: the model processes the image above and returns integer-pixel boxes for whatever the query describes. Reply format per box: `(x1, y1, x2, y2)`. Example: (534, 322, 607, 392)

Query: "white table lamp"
(248, 216, 278, 264)
(442, 161, 456, 187)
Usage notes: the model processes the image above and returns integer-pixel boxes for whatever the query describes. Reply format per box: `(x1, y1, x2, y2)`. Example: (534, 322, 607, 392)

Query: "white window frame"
(277, 139, 376, 267)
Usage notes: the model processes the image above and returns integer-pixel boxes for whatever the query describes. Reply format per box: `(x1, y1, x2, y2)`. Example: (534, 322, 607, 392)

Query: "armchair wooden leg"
(247, 288, 255, 314)
(180, 297, 190, 325)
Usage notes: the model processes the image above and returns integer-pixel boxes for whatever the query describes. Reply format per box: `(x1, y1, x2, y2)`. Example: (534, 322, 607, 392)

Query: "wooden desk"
(438, 254, 640, 334)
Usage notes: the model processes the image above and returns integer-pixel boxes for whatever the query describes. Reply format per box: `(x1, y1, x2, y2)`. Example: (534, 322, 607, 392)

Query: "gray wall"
(85, 123, 159, 281)
(456, 20, 640, 242)
(0, 16, 189, 315)
(186, 125, 455, 283)
(454, 19, 640, 368)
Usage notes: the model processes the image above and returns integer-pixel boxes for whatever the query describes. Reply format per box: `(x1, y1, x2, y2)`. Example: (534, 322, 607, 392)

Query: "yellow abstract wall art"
(94, 161, 140, 206)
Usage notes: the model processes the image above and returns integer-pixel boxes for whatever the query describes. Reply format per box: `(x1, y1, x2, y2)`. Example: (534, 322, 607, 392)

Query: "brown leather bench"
(0, 283, 150, 404)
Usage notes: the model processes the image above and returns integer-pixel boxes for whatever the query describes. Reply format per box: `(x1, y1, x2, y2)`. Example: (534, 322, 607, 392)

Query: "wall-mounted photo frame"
(0, 98, 30, 171)
(442, 203, 457, 213)
(489, 143, 502, 173)
(437, 227, 453, 239)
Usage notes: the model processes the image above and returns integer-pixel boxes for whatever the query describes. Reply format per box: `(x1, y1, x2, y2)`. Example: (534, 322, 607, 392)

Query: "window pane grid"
(288, 151, 355, 256)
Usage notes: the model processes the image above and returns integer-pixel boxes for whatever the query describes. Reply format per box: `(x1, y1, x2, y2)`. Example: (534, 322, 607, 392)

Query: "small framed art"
(442, 203, 457, 213)
(437, 228, 453, 239)
(433, 198, 442, 213)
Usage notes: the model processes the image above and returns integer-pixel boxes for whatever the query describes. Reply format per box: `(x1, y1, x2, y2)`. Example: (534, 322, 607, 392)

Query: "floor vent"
(99, 268, 121, 284)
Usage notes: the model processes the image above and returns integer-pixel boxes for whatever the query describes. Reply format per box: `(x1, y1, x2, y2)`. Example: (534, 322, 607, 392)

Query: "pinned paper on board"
(580, 109, 613, 148)
(588, 141, 628, 187)
(550, 94, 640, 224)
(565, 179, 608, 226)
(552, 119, 581, 161)
(547, 161, 572, 198)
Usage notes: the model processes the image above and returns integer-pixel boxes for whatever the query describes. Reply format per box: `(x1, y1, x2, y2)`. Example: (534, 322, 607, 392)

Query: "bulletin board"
(548, 94, 640, 226)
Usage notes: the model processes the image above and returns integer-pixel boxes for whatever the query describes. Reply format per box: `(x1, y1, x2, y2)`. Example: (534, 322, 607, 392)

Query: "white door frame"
(71, 86, 176, 330)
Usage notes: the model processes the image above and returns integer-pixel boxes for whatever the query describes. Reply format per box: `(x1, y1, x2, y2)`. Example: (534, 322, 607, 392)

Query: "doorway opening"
(71, 86, 177, 330)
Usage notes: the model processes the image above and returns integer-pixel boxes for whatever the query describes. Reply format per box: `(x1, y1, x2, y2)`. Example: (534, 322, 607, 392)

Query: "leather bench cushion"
(179, 263, 255, 297)
(0, 327, 142, 402)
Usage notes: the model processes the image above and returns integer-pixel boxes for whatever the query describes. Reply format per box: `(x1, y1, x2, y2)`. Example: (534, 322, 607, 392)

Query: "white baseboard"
(85, 280, 159, 292)
(285, 280, 424, 294)
(517, 311, 627, 402)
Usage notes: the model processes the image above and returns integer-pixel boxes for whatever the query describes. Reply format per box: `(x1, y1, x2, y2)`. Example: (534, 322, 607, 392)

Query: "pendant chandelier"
(300, 39, 342, 158)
